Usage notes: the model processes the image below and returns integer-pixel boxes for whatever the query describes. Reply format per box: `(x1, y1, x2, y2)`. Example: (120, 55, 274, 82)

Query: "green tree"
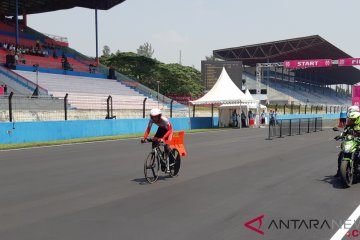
(137, 42, 154, 58)
(99, 51, 204, 97)
(205, 54, 218, 61)
(102, 45, 111, 57)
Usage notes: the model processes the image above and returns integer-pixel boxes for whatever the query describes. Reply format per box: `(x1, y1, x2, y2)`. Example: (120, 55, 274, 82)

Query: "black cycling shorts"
(154, 127, 168, 139)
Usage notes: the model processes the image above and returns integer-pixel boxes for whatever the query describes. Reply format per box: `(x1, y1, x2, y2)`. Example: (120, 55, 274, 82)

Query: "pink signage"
(284, 59, 332, 69)
(338, 58, 360, 67)
(352, 86, 360, 106)
(352, 97, 360, 107)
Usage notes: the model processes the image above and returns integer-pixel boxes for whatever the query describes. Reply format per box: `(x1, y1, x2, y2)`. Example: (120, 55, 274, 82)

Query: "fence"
(267, 117, 322, 139)
(267, 104, 348, 115)
(0, 92, 206, 122)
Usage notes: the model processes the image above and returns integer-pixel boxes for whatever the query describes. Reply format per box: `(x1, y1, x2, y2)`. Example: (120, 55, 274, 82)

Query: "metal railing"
(0, 92, 190, 122)
(267, 117, 322, 139)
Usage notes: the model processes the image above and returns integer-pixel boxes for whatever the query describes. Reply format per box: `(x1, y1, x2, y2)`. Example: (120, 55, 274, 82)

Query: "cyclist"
(141, 108, 173, 169)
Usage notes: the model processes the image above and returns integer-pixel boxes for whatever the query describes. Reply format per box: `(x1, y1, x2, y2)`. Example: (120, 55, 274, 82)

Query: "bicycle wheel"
(144, 152, 159, 183)
(169, 149, 181, 177)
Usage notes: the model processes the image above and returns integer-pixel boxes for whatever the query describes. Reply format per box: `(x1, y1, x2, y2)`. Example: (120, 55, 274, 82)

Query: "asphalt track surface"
(0, 128, 359, 240)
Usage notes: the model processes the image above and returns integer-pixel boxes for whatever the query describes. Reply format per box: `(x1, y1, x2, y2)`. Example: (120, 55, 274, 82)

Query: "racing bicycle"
(143, 138, 181, 183)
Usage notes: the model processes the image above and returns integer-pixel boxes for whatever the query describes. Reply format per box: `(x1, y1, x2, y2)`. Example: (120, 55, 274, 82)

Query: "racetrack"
(0, 128, 359, 240)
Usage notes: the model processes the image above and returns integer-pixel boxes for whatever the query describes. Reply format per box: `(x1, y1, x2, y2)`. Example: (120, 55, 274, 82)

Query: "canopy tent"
(245, 89, 254, 100)
(218, 88, 269, 128)
(189, 67, 261, 128)
(190, 67, 255, 105)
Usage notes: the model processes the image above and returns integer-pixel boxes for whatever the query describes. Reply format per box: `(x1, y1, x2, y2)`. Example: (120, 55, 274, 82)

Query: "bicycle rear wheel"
(144, 152, 159, 183)
(169, 149, 181, 177)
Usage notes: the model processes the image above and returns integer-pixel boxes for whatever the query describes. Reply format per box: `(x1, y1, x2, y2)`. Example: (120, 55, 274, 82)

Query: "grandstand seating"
(243, 71, 351, 105)
(14, 70, 163, 110)
(0, 20, 92, 73)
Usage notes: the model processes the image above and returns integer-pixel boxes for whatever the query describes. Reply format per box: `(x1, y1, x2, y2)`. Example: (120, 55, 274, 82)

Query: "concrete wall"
(0, 117, 219, 144)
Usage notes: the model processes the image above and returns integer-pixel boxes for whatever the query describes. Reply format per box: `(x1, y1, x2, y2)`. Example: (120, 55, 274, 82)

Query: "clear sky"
(27, 0, 360, 70)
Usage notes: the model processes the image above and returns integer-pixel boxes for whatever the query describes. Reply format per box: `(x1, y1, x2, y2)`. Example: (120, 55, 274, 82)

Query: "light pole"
(156, 81, 160, 108)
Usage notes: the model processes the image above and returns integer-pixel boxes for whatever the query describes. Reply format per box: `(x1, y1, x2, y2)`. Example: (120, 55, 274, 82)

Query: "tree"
(205, 54, 217, 61)
(102, 45, 111, 57)
(99, 51, 203, 97)
(137, 42, 154, 58)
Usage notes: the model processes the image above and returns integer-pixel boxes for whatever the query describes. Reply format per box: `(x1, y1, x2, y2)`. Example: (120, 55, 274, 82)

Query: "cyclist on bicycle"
(141, 108, 173, 163)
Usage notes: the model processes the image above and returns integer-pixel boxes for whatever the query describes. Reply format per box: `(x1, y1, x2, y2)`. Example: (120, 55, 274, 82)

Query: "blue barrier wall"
(0, 117, 219, 144)
(15, 66, 107, 79)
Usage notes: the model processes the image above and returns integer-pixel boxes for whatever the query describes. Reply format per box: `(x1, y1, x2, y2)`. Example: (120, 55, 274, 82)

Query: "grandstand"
(14, 70, 162, 110)
(0, 0, 189, 121)
(212, 35, 359, 106)
(242, 70, 350, 105)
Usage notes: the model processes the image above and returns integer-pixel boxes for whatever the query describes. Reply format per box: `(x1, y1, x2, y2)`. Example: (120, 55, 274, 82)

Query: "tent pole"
(239, 101, 242, 129)
(211, 104, 214, 128)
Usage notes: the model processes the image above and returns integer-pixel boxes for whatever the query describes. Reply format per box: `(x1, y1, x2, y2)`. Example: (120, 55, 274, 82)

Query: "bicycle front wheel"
(144, 152, 159, 183)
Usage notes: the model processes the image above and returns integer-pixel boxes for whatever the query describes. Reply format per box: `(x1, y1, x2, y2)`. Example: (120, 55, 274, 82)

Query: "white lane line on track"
(0, 130, 229, 152)
(330, 204, 360, 240)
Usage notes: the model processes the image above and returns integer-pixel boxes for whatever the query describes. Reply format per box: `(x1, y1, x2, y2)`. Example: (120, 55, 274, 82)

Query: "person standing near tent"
(269, 110, 276, 126)
(339, 109, 347, 128)
(248, 110, 255, 127)
(241, 110, 247, 128)
(232, 110, 238, 127)
(260, 110, 266, 125)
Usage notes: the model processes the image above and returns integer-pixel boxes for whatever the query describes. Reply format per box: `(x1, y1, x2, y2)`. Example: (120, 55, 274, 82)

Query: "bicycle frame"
(153, 142, 175, 172)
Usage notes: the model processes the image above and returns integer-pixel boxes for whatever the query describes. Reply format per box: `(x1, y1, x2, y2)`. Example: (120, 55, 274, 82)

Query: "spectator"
(232, 110, 238, 128)
(339, 110, 347, 128)
(35, 39, 40, 50)
(89, 64, 95, 74)
(241, 110, 247, 128)
(269, 110, 277, 126)
(260, 110, 266, 125)
(248, 110, 253, 120)
(4, 85, 7, 95)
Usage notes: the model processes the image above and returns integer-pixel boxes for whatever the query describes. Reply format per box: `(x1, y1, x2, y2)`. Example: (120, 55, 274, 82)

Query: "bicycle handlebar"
(144, 138, 166, 145)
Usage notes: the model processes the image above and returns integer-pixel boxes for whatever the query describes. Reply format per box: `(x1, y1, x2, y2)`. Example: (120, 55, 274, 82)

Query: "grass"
(0, 128, 225, 150)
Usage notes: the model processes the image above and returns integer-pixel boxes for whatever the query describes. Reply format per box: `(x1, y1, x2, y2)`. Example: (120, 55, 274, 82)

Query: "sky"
(27, 0, 360, 70)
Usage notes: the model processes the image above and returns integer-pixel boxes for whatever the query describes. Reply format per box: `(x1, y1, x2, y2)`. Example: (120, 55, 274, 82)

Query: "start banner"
(284, 59, 332, 69)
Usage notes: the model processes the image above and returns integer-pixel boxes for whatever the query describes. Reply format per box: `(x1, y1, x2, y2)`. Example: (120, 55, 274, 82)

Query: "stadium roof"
(0, 0, 126, 16)
(213, 35, 360, 85)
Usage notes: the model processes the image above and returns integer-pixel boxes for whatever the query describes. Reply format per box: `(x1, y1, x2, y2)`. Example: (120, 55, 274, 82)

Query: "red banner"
(284, 59, 332, 69)
(338, 58, 360, 67)
(352, 86, 360, 106)
(168, 95, 192, 104)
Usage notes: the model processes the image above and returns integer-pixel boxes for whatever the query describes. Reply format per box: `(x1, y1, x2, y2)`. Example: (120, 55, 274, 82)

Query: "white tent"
(190, 67, 254, 105)
(245, 89, 254, 100)
(189, 67, 259, 128)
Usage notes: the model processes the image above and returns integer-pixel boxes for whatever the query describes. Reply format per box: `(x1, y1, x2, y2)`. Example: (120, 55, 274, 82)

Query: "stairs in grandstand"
(14, 70, 164, 110)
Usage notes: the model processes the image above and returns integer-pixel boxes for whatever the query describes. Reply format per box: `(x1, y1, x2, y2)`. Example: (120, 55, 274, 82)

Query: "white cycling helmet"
(347, 105, 360, 118)
(150, 108, 162, 117)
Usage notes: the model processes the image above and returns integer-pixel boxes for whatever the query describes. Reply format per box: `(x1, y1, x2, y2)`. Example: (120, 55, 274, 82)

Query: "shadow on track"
(319, 175, 346, 189)
(131, 175, 172, 185)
